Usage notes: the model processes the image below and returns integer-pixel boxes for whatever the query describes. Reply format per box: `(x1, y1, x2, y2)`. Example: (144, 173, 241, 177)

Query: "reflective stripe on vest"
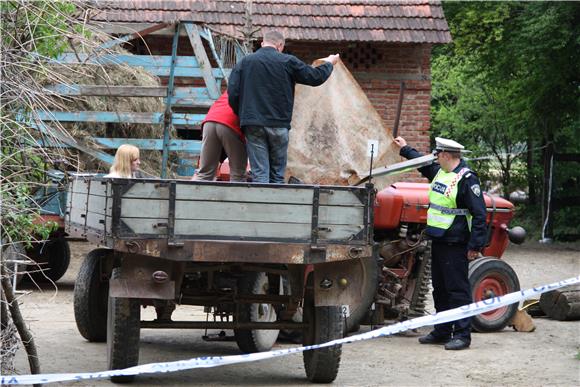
(427, 167, 472, 231)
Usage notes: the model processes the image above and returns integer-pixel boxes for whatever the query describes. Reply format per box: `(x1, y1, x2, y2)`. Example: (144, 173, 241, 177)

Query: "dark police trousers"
(431, 241, 472, 341)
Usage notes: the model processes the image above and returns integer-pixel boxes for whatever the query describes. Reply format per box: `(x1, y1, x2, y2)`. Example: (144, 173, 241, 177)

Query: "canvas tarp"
(287, 60, 402, 187)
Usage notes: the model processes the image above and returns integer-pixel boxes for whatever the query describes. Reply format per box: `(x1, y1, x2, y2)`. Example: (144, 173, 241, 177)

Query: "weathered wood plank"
(44, 85, 214, 107)
(171, 219, 362, 240)
(185, 23, 220, 99)
(175, 183, 364, 207)
(122, 182, 170, 200)
(94, 138, 201, 152)
(54, 53, 227, 78)
(36, 111, 205, 125)
(118, 217, 168, 236)
(175, 184, 313, 205)
(44, 84, 168, 97)
(120, 199, 169, 219)
(173, 200, 312, 223)
(171, 200, 363, 226)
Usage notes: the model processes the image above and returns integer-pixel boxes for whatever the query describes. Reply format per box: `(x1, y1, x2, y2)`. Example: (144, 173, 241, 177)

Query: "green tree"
(432, 1, 580, 239)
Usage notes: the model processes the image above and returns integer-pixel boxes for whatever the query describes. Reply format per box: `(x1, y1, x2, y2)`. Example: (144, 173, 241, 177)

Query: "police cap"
(435, 137, 468, 153)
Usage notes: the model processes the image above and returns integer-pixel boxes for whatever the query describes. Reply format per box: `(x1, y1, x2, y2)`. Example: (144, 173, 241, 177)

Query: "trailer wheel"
(469, 257, 520, 332)
(107, 267, 141, 383)
(28, 237, 70, 282)
(303, 275, 343, 383)
(235, 272, 279, 353)
(73, 248, 112, 342)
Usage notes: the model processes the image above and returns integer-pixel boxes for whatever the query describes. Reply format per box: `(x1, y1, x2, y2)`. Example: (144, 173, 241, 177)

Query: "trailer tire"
(235, 272, 279, 353)
(74, 248, 112, 342)
(107, 267, 141, 383)
(469, 257, 520, 332)
(303, 275, 343, 383)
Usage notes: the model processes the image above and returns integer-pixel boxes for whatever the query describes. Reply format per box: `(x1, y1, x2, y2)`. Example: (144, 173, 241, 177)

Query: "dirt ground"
(12, 241, 580, 386)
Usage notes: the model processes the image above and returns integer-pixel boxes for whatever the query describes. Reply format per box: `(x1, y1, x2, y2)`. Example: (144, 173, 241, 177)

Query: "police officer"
(393, 136, 487, 350)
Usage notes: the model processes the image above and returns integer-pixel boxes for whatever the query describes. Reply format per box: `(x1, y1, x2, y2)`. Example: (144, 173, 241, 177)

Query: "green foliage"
(1, 185, 58, 247)
(433, 2, 580, 239)
(1, 1, 79, 58)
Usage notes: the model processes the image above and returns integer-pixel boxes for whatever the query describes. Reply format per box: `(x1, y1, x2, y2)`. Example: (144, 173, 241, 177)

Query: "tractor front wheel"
(469, 257, 520, 332)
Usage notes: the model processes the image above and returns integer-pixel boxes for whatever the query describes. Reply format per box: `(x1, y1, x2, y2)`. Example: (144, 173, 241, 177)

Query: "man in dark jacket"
(228, 30, 339, 183)
(394, 136, 488, 350)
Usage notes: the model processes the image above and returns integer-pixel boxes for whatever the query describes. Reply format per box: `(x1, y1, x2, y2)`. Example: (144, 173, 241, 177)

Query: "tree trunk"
(1, 265, 42, 383)
(541, 140, 554, 240)
(539, 285, 580, 321)
(527, 136, 536, 204)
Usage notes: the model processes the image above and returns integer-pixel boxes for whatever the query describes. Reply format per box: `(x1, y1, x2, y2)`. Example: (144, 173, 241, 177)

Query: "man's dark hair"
(263, 30, 285, 45)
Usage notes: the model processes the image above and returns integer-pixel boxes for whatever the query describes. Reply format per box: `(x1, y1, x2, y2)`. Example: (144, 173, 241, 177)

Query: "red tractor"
(365, 181, 526, 332)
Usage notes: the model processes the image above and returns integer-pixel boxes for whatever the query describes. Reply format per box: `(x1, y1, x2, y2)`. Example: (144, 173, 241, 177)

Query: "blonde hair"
(109, 144, 140, 178)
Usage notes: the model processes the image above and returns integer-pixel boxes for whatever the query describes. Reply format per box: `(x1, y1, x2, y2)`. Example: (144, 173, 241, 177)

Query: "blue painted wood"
(162, 23, 181, 178)
(55, 53, 228, 78)
(31, 137, 202, 153)
(27, 121, 115, 164)
(94, 138, 201, 152)
(43, 84, 214, 107)
(35, 111, 205, 125)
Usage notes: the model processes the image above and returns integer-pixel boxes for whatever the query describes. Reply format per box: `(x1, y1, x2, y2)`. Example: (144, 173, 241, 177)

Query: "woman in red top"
(194, 91, 247, 181)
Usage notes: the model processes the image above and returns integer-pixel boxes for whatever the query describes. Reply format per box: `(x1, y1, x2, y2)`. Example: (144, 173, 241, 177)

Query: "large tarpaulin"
(287, 60, 402, 187)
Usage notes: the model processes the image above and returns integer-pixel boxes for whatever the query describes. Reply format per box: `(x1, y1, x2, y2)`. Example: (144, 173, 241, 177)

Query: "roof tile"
(94, 0, 451, 43)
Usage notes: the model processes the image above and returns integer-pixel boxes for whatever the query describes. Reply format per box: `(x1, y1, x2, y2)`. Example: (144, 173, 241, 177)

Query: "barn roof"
(91, 0, 451, 43)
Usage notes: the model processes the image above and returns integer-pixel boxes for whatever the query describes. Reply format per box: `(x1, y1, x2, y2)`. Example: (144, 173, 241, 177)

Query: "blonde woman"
(105, 144, 141, 178)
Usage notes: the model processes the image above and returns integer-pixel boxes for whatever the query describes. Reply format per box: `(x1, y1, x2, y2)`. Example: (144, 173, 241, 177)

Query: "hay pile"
(288, 60, 402, 187)
(37, 47, 174, 176)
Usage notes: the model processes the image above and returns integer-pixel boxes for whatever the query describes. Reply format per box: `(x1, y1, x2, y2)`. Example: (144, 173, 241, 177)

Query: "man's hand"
(322, 54, 340, 65)
(467, 250, 481, 261)
(393, 136, 407, 148)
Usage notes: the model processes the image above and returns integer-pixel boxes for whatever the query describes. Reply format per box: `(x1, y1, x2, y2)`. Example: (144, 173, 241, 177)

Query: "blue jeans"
(243, 126, 289, 183)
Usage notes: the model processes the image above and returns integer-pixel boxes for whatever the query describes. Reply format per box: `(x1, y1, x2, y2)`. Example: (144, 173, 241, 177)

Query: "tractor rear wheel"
(74, 248, 112, 342)
(234, 272, 280, 353)
(107, 267, 141, 383)
(302, 275, 343, 383)
(469, 257, 520, 332)
(344, 256, 378, 333)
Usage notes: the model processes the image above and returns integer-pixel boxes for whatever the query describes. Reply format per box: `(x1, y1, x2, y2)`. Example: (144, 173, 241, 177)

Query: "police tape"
(2, 275, 579, 385)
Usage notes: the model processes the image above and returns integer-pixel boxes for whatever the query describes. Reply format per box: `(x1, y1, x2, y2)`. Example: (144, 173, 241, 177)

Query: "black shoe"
(418, 333, 450, 345)
(444, 338, 470, 350)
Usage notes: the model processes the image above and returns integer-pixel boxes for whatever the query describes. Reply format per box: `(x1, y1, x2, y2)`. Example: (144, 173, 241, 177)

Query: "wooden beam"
(28, 121, 114, 164)
(31, 137, 201, 154)
(44, 85, 168, 97)
(43, 85, 214, 107)
(54, 53, 228, 78)
(35, 111, 205, 125)
(98, 23, 170, 50)
(184, 23, 221, 99)
(93, 138, 201, 153)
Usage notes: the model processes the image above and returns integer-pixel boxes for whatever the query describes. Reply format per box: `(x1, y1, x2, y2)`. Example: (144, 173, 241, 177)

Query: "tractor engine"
(371, 182, 526, 323)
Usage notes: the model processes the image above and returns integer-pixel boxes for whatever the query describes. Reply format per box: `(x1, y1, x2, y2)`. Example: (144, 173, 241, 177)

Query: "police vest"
(427, 167, 472, 231)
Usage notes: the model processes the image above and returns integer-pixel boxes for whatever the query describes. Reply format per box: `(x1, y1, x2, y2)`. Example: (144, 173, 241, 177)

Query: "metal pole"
(161, 23, 180, 179)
